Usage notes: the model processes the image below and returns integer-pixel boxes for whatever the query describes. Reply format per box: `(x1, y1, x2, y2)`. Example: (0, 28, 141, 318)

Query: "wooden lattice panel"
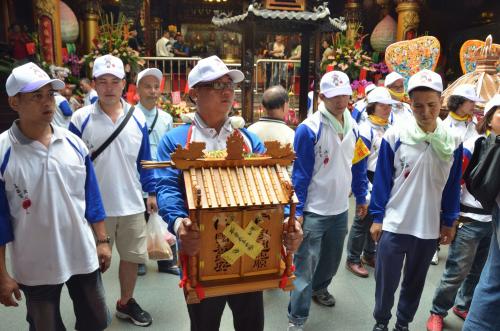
(264, 0, 305, 11)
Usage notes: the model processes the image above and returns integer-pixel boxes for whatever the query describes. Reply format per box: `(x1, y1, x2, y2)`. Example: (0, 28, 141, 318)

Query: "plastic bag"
(146, 213, 173, 260)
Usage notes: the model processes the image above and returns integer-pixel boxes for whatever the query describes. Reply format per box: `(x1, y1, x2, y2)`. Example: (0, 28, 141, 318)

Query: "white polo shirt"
(52, 94, 73, 129)
(443, 114, 477, 142)
(137, 103, 173, 161)
(69, 100, 157, 217)
(391, 102, 413, 127)
(370, 123, 463, 239)
(248, 117, 295, 148)
(0, 122, 105, 286)
(83, 89, 98, 106)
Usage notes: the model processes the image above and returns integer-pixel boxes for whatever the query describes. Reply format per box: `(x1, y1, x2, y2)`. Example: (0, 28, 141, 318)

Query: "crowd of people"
(0, 52, 499, 331)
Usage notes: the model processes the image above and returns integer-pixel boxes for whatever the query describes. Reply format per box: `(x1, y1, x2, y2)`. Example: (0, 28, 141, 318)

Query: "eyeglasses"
(197, 82, 237, 90)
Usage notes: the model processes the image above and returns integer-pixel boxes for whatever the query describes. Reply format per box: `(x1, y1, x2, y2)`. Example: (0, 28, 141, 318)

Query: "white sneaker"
(288, 322, 304, 331)
(431, 251, 439, 265)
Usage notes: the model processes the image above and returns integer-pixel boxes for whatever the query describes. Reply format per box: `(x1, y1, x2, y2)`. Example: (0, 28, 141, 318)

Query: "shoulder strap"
(148, 109, 159, 135)
(91, 105, 135, 161)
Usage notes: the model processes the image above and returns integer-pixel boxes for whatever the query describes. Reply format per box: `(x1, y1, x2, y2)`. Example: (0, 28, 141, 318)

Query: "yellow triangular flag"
(352, 137, 370, 164)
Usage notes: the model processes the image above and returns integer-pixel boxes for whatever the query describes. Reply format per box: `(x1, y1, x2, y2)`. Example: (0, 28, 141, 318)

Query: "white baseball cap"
(483, 94, 500, 116)
(451, 84, 484, 103)
(6, 62, 65, 97)
(367, 87, 399, 105)
(384, 72, 404, 87)
(188, 55, 244, 89)
(137, 68, 162, 85)
(365, 83, 376, 95)
(92, 54, 125, 79)
(320, 71, 352, 98)
(407, 69, 443, 94)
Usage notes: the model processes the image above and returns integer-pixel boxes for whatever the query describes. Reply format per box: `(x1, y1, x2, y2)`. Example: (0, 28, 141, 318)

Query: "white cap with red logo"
(407, 69, 443, 94)
(92, 54, 125, 79)
(320, 71, 352, 98)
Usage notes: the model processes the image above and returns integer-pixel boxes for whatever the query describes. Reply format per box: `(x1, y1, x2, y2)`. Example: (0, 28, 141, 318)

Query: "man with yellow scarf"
(443, 84, 484, 142)
(384, 72, 413, 126)
(346, 87, 398, 278)
(369, 69, 462, 331)
(287, 71, 369, 331)
(431, 85, 484, 266)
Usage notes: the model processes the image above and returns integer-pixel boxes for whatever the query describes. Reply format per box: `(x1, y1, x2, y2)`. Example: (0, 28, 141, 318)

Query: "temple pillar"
(344, 0, 361, 45)
(83, 0, 100, 54)
(396, 0, 421, 41)
(33, 0, 62, 65)
(143, 0, 151, 56)
(151, 17, 162, 46)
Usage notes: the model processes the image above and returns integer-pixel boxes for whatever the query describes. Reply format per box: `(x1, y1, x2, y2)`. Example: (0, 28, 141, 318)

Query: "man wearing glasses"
(156, 55, 303, 331)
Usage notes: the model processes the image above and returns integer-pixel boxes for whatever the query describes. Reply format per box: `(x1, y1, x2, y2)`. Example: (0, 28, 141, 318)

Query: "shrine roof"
(212, 3, 346, 31)
(183, 164, 298, 210)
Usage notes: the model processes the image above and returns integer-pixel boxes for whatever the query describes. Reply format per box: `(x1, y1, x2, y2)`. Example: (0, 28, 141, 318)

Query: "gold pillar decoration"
(151, 17, 162, 46)
(83, 0, 100, 54)
(33, 0, 63, 65)
(396, 0, 421, 41)
(344, 0, 362, 45)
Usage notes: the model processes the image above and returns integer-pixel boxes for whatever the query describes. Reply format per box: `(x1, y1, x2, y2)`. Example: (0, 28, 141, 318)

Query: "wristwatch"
(96, 236, 111, 245)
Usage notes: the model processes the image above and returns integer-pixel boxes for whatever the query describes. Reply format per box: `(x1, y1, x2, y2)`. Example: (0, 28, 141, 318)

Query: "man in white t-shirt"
(156, 31, 174, 57)
(384, 72, 413, 126)
(51, 92, 73, 128)
(369, 70, 462, 331)
(70, 55, 158, 327)
(248, 85, 295, 147)
(135, 68, 177, 276)
(0, 62, 111, 330)
(80, 77, 98, 106)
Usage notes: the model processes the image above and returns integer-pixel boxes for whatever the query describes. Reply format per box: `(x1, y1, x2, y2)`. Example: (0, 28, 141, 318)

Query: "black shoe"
(157, 259, 180, 275)
(311, 289, 336, 307)
(158, 265, 181, 275)
(373, 323, 388, 331)
(137, 264, 147, 276)
(393, 323, 409, 331)
(116, 298, 152, 327)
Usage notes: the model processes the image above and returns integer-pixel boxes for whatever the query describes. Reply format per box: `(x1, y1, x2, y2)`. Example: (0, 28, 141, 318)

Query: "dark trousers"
(187, 291, 264, 331)
(374, 231, 436, 326)
(19, 269, 110, 331)
(346, 212, 376, 264)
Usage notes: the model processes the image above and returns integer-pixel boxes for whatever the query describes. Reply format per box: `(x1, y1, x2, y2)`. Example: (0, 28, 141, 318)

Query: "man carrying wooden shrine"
(155, 55, 303, 331)
(287, 70, 369, 331)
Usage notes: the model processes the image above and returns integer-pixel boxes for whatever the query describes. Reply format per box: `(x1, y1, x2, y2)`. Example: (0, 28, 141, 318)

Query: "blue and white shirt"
(83, 89, 98, 106)
(69, 100, 156, 217)
(390, 102, 413, 126)
(443, 114, 478, 142)
(156, 114, 265, 235)
(0, 122, 105, 285)
(292, 110, 368, 217)
(52, 93, 73, 129)
(369, 125, 462, 239)
(351, 101, 412, 127)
